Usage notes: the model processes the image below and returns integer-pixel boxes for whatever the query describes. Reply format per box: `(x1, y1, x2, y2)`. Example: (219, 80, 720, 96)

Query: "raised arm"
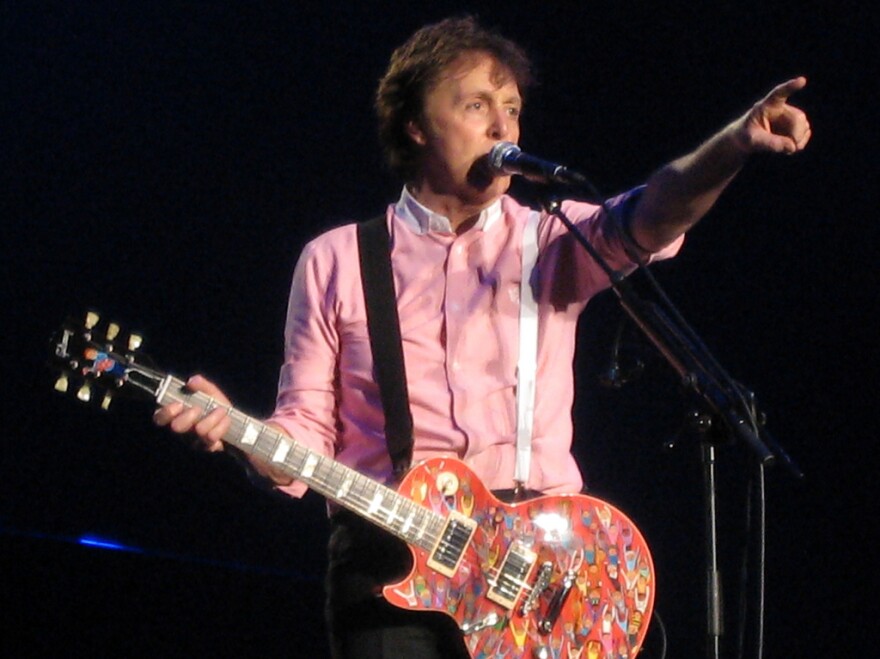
(629, 77, 812, 252)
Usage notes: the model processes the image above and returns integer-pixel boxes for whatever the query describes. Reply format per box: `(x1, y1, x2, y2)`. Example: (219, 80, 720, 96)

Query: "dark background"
(3, 1, 876, 657)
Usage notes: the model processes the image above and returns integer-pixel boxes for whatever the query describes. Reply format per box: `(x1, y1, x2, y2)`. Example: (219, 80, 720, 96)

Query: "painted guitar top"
(51, 313, 655, 659)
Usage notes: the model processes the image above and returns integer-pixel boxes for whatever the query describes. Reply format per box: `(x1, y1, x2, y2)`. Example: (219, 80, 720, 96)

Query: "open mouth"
(466, 153, 501, 190)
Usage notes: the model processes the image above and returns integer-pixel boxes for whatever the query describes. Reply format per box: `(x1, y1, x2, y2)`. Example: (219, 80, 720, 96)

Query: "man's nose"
(488, 108, 510, 139)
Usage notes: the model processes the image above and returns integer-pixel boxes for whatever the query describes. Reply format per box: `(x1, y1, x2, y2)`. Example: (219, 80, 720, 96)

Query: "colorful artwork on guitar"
(389, 459, 654, 658)
(51, 313, 655, 659)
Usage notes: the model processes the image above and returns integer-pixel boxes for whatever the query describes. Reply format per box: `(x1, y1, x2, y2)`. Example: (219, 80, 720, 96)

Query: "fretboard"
(156, 375, 445, 551)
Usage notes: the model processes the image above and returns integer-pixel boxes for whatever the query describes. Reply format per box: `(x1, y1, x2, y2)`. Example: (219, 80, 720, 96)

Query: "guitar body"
(385, 458, 654, 659)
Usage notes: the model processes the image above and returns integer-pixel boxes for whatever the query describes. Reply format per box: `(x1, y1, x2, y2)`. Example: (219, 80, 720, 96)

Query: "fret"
(357, 480, 376, 516)
(314, 455, 337, 489)
(309, 455, 326, 487)
(240, 420, 260, 446)
(401, 506, 416, 535)
(300, 452, 319, 479)
(157, 376, 186, 407)
(387, 496, 402, 526)
(420, 510, 440, 546)
(271, 438, 292, 464)
(426, 513, 440, 544)
(415, 508, 428, 541)
(351, 473, 371, 507)
(289, 443, 312, 480)
(178, 389, 193, 407)
(336, 472, 354, 500)
(319, 459, 336, 489)
(366, 490, 382, 517)
(324, 461, 347, 495)
(248, 427, 276, 462)
(191, 391, 211, 411)
(254, 432, 286, 462)
(226, 409, 248, 443)
(280, 443, 303, 479)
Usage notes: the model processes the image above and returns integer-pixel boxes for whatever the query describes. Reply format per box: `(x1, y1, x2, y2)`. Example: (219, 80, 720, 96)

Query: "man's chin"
(467, 163, 510, 198)
(464, 182, 509, 208)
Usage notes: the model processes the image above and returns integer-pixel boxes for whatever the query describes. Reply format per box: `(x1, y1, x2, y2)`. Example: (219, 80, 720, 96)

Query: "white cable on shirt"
(514, 210, 540, 488)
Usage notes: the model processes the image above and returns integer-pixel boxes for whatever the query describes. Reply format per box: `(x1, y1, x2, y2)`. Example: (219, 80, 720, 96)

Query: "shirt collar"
(395, 186, 502, 235)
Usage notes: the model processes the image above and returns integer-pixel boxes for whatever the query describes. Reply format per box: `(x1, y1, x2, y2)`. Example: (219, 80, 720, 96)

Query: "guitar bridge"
(426, 511, 477, 577)
(487, 541, 537, 610)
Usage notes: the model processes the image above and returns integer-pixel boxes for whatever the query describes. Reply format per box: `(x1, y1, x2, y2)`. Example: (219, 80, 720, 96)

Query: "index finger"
(185, 374, 232, 405)
(764, 76, 807, 103)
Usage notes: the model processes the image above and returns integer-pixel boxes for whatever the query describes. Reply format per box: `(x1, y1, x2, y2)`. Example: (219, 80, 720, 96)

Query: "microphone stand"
(539, 194, 802, 659)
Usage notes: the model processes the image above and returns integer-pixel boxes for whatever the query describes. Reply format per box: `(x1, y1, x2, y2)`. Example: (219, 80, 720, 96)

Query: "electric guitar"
(51, 312, 655, 659)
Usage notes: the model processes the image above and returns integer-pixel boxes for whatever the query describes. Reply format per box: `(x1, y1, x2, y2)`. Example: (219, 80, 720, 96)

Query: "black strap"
(356, 215, 414, 479)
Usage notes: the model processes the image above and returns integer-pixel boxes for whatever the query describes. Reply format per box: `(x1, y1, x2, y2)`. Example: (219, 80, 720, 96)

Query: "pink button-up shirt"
(268, 188, 681, 497)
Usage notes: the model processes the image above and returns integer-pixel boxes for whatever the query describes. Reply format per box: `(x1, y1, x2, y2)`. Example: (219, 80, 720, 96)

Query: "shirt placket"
(443, 232, 480, 430)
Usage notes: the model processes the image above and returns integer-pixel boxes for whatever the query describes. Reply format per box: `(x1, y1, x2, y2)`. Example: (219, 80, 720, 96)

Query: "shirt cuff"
(607, 185, 683, 265)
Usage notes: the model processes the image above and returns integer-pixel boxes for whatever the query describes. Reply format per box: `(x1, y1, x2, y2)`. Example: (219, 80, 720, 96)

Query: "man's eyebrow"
(464, 90, 523, 104)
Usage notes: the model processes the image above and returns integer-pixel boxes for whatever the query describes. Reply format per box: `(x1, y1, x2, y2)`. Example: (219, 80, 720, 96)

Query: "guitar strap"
(357, 215, 414, 480)
(357, 210, 541, 491)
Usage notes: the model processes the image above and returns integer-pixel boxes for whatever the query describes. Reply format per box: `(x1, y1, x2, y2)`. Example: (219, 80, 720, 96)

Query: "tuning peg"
(85, 311, 100, 330)
(54, 373, 70, 393)
(107, 323, 120, 341)
(101, 390, 113, 410)
(76, 382, 92, 402)
(128, 333, 143, 351)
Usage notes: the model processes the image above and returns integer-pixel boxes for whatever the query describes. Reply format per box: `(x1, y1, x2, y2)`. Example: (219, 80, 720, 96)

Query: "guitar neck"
(155, 375, 444, 551)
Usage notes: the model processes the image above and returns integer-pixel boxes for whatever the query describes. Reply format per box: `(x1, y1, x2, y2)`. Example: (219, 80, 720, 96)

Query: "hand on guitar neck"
(152, 374, 293, 486)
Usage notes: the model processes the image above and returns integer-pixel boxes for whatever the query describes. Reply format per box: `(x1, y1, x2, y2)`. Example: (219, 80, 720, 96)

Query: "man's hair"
(375, 16, 534, 181)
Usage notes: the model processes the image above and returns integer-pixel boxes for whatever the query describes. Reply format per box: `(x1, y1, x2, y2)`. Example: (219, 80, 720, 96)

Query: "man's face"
(407, 52, 522, 205)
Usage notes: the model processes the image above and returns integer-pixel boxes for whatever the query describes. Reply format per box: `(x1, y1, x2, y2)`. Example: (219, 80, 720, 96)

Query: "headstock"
(50, 311, 161, 409)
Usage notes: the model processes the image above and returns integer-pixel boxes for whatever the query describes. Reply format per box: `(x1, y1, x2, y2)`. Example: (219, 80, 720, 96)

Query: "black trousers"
(325, 511, 470, 659)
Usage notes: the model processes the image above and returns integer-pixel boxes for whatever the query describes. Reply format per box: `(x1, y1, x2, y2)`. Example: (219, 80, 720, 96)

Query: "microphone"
(488, 142, 589, 186)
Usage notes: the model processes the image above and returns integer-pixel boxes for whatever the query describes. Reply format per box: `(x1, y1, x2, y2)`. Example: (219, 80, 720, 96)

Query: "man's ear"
(406, 119, 427, 146)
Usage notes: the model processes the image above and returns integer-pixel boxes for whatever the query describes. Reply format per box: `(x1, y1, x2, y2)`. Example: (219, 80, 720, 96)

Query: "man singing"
(155, 15, 810, 658)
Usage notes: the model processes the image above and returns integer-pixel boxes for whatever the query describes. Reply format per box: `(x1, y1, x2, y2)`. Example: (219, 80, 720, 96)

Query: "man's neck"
(407, 182, 497, 234)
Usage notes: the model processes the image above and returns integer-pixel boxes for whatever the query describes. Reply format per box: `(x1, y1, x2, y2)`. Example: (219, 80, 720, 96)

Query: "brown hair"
(375, 16, 534, 181)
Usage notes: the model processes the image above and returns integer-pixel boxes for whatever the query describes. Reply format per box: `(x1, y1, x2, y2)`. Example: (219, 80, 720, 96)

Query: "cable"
(651, 609, 668, 659)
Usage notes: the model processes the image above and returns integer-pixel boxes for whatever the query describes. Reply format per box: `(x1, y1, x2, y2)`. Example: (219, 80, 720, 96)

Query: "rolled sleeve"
(606, 185, 684, 265)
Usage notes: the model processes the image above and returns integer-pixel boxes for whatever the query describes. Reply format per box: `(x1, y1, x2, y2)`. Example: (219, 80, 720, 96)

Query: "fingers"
(794, 125, 812, 150)
(764, 76, 807, 104)
(774, 107, 812, 154)
(152, 373, 231, 452)
(194, 407, 231, 450)
(153, 402, 228, 450)
(185, 374, 232, 406)
(746, 76, 811, 154)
